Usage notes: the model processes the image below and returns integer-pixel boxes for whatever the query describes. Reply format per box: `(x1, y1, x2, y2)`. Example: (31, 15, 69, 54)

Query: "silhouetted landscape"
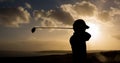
(0, 50, 120, 63)
(0, 0, 120, 63)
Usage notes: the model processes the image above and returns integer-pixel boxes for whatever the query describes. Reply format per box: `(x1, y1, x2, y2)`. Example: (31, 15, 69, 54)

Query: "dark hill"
(0, 50, 120, 63)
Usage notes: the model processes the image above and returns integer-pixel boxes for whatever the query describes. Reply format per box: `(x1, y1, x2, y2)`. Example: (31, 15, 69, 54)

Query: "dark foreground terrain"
(0, 50, 120, 63)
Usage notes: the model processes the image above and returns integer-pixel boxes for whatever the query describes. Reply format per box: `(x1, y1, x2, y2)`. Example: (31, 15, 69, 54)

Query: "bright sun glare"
(86, 23, 100, 39)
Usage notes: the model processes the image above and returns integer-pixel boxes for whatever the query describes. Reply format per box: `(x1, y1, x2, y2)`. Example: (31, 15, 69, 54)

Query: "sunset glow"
(86, 22, 100, 40)
(0, 0, 120, 51)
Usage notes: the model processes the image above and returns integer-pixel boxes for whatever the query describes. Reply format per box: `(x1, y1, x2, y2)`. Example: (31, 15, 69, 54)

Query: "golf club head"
(31, 27, 36, 33)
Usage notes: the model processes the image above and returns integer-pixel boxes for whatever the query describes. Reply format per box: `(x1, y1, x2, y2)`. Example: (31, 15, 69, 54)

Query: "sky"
(0, 0, 120, 51)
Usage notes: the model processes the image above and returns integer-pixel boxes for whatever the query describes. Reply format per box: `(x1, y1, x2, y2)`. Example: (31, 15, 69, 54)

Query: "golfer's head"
(73, 19, 89, 32)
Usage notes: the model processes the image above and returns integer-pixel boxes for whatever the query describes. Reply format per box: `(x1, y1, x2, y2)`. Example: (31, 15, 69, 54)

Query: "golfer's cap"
(73, 19, 89, 29)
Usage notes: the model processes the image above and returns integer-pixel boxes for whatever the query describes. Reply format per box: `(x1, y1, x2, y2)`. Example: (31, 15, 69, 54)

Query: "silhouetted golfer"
(70, 19, 91, 63)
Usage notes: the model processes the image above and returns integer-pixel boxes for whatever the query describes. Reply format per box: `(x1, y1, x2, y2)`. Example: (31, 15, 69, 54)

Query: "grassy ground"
(0, 50, 120, 63)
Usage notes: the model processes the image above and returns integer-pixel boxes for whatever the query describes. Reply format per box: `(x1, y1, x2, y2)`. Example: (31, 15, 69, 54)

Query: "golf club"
(31, 26, 73, 33)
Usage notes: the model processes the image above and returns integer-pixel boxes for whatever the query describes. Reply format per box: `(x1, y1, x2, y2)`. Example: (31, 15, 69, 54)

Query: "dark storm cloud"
(0, 7, 31, 27)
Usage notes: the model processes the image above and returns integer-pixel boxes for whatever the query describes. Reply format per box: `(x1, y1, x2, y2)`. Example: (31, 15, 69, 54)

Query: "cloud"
(33, 0, 119, 30)
(110, 8, 120, 26)
(33, 10, 57, 26)
(97, 10, 112, 22)
(96, 7, 120, 40)
(49, 9, 74, 25)
(61, 1, 97, 18)
(0, 7, 31, 27)
(97, 7, 120, 23)
(25, 3, 32, 9)
(73, 1, 97, 16)
(33, 9, 74, 26)
(33, 1, 97, 26)
(114, 0, 120, 5)
(113, 34, 120, 40)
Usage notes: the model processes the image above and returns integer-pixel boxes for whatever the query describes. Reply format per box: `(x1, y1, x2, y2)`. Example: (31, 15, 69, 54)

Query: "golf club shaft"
(34, 26, 73, 29)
